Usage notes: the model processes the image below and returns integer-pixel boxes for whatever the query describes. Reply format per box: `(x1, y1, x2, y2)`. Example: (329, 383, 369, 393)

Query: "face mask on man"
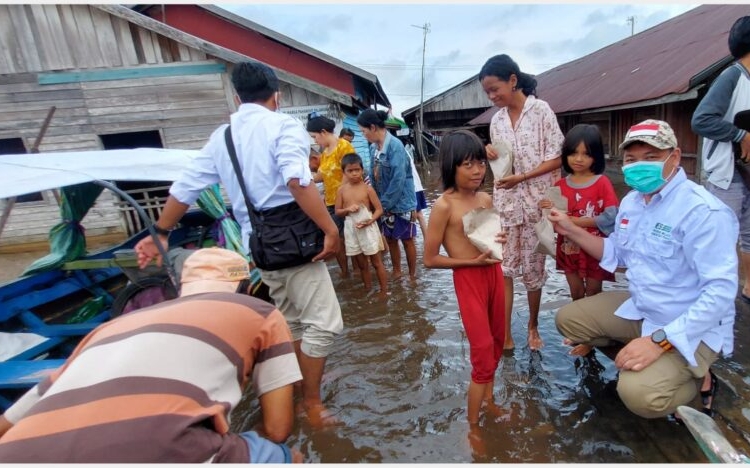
(621, 151, 675, 194)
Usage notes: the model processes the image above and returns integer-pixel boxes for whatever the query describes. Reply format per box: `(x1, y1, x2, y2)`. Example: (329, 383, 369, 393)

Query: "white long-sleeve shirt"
(600, 169, 738, 366)
(169, 103, 312, 252)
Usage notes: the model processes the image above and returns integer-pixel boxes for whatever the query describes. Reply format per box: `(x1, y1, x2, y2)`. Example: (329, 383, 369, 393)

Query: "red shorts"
(452, 263, 505, 384)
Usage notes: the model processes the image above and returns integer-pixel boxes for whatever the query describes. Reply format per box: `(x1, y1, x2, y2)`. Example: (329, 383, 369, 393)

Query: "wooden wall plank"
(0, 5, 19, 73)
(28, 4, 63, 70)
(7, 4, 42, 72)
(177, 43, 192, 62)
(136, 27, 157, 64)
(90, 7, 122, 68)
(111, 16, 139, 66)
(149, 31, 164, 63)
(57, 4, 85, 67)
(0, 88, 84, 104)
(86, 99, 229, 117)
(43, 5, 76, 68)
(72, 5, 107, 68)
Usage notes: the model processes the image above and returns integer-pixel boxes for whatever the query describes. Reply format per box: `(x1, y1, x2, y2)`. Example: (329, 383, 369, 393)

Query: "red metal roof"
(536, 4, 750, 114)
(135, 4, 390, 108)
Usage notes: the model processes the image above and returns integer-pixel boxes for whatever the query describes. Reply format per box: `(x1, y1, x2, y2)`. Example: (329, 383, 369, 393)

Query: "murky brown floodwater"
(228, 163, 717, 463)
(2, 162, 746, 462)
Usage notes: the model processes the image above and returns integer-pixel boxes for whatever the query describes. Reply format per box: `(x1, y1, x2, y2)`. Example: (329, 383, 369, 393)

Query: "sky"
(217, 2, 699, 119)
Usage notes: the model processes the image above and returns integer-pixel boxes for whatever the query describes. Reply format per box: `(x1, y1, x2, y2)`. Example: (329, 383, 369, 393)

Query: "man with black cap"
(134, 61, 343, 426)
(548, 119, 738, 420)
(0, 248, 302, 462)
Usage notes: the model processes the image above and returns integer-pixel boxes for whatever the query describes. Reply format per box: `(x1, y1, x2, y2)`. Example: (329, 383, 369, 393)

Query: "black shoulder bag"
(224, 125, 324, 271)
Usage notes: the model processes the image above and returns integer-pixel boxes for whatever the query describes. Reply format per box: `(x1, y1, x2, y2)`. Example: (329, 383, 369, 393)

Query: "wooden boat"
(0, 148, 247, 409)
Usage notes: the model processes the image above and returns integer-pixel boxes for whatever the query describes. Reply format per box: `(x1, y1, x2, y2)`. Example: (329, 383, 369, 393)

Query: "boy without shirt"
(423, 130, 506, 425)
(335, 153, 388, 296)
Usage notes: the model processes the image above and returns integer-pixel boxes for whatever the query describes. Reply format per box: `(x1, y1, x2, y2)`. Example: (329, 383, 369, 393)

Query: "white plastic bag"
(462, 207, 504, 261)
(534, 186, 567, 257)
(489, 139, 513, 181)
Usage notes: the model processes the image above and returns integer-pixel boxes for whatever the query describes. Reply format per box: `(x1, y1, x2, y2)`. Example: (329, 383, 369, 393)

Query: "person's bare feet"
(562, 337, 592, 356)
(504, 337, 515, 350)
(303, 402, 342, 428)
(391, 270, 403, 281)
(291, 448, 305, 463)
(528, 328, 543, 351)
(468, 424, 486, 459)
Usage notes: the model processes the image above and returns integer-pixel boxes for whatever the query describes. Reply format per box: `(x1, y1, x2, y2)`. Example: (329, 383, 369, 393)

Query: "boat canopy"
(0, 148, 199, 199)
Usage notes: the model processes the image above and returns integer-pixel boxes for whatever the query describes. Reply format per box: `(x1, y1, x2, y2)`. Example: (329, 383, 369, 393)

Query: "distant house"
(0, 4, 390, 250)
(403, 4, 750, 181)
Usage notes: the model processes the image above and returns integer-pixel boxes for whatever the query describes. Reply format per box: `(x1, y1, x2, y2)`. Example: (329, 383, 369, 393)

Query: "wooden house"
(0, 4, 390, 251)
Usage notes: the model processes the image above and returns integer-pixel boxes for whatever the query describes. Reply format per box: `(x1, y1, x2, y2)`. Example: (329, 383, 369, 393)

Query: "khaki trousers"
(261, 261, 343, 358)
(555, 291, 717, 419)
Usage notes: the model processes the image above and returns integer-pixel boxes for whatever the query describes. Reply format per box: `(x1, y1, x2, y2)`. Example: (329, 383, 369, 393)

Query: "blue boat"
(0, 148, 253, 410)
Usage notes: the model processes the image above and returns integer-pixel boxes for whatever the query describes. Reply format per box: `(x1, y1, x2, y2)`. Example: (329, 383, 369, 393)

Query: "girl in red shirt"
(541, 124, 619, 355)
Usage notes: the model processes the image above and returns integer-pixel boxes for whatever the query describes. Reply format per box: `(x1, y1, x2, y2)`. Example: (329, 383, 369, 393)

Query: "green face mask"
(622, 152, 674, 194)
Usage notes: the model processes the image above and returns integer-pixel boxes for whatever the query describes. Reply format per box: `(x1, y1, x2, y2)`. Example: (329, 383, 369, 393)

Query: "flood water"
(229, 163, 718, 463)
(1, 162, 744, 462)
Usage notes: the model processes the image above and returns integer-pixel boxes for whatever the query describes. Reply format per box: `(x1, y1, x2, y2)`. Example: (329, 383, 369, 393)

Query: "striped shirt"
(0, 292, 302, 463)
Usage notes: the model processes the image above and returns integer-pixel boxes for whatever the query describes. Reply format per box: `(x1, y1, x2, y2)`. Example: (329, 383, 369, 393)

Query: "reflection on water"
(230, 163, 709, 463)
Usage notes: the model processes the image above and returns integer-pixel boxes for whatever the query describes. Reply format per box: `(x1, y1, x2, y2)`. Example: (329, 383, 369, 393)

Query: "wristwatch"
(651, 329, 673, 352)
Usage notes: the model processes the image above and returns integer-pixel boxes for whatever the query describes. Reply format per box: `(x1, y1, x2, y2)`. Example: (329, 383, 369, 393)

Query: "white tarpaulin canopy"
(0, 148, 200, 199)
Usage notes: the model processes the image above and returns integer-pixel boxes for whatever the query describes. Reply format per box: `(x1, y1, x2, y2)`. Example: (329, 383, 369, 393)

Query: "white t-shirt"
(406, 151, 424, 192)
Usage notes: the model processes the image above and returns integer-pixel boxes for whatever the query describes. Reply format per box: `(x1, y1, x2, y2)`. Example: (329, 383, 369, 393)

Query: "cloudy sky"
(218, 2, 698, 118)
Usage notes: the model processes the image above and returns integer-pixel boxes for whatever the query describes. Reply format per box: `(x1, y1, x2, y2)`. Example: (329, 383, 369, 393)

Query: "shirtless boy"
(423, 130, 506, 425)
(335, 153, 388, 297)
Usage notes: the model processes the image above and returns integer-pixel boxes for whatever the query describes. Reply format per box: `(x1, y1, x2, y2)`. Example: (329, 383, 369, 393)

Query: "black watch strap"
(153, 224, 172, 236)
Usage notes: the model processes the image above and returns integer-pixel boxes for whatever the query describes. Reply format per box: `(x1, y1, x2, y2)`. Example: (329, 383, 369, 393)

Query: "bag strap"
(224, 124, 255, 214)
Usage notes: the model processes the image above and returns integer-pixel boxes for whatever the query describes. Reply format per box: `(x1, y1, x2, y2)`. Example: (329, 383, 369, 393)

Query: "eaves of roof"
(196, 5, 391, 108)
(96, 4, 353, 106)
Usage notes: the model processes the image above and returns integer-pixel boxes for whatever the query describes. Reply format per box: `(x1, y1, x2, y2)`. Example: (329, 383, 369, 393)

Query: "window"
(100, 131, 171, 235)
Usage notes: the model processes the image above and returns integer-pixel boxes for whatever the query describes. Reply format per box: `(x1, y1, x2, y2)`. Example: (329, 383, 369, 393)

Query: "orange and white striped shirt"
(0, 292, 301, 463)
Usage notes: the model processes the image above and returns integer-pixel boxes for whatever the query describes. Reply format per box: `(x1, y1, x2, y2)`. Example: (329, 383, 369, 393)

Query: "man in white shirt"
(548, 119, 738, 420)
(134, 61, 343, 427)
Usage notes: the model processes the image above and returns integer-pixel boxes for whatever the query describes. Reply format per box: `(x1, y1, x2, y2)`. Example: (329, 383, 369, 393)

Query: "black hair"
(478, 54, 537, 97)
(438, 130, 487, 191)
(339, 127, 355, 138)
(341, 152, 363, 170)
(560, 124, 606, 175)
(357, 109, 389, 129)
(231, 61, 279, 103)
(306, 115, 336, 133)
(729, 16, 750, 59)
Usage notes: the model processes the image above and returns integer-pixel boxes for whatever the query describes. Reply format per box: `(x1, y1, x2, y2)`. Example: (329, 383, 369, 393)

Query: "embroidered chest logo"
(651, 222, 673, 240)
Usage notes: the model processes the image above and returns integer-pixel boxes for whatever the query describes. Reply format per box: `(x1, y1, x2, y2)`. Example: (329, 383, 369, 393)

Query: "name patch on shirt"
(651, 222, 673, 240)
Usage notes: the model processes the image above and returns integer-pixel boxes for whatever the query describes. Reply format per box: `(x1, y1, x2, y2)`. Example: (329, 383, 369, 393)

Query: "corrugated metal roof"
(537, 4, 750, 114)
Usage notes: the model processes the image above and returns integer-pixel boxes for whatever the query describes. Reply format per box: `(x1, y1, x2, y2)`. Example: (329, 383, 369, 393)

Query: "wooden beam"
(38, 63, 226, 85)
(92, 4, 352, 106)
